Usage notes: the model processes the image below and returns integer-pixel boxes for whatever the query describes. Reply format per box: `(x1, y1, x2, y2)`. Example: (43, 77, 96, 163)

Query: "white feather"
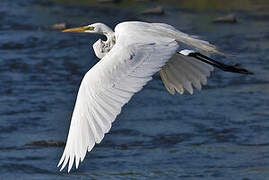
(58, 21, 219, 172)
(160, 51, 214, 95)
(58, 23, 180, 172)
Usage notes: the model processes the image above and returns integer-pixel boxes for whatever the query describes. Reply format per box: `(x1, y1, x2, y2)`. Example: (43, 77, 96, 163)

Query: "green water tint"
(52, 0, 269, 11)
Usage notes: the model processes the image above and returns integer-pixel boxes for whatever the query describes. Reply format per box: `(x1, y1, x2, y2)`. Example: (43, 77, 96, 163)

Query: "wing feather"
(160, 51, 214, 95)
(166, 63, 185, 94)
(160, 69, 175, 95)
(58, 36, 179, 172)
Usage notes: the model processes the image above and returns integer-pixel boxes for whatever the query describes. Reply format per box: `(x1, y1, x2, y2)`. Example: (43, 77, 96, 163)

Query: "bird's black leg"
(181, 52, 253, 75)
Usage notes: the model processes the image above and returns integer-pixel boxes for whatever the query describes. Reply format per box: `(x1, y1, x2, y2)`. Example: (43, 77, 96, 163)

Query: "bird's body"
(58, 21, 252, 172)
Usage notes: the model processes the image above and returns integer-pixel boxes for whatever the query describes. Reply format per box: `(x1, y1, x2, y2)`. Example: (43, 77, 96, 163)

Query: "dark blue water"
(1, 0, 269, 179)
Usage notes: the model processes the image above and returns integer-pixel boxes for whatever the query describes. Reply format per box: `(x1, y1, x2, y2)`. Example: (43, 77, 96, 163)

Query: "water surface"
(0, 0, 269, 179)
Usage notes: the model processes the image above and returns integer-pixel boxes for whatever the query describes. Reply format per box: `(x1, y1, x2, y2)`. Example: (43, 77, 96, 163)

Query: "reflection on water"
(0, 0, 269, 179)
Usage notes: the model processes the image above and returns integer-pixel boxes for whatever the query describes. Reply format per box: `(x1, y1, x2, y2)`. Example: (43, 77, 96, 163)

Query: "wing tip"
(75, 157, 80, 169)
(58, 155, 82, 173)
(59, 162, 66, 172)
(57, 152, 66, 168)
(68, 165, 72, 173)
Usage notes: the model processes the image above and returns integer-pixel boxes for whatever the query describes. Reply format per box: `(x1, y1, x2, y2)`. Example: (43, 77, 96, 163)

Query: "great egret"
(58, 21, 252, 172)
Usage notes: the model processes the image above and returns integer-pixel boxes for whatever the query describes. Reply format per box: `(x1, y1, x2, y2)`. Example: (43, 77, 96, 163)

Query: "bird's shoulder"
(114, 21, 151, 32)
(114, 21, 178, 46)
(115, 21, 178, 33)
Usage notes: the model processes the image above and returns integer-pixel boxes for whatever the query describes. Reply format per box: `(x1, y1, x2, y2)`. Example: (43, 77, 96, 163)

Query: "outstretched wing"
(58, 36, 179, 172)
(160, 50, 214, 95)
(160, 49, 252, 95)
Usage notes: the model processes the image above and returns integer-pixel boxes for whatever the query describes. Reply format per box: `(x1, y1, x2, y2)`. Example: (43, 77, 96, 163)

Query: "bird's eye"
(84, 26, 95, 31)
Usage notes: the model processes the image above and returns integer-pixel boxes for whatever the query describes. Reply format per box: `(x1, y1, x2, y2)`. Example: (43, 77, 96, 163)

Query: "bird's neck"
(102, 26, 115, 51)
(102, 26, 115, 43)
(100, 24, 113, 36)
(105, 32, 115, 45)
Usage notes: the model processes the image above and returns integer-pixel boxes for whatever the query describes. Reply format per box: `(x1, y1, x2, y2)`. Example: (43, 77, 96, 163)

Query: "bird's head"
(62, 23, 112, 35)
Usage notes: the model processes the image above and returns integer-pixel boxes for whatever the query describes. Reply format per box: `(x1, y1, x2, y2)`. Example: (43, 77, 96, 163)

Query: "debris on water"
(136, 0, 153, 2)
(140, 6, 164, 15)
(25, 140, 65, 147)
(50, 23, 67, 30)
(97, 0, 120, 3)
(213, 14, 238, 24)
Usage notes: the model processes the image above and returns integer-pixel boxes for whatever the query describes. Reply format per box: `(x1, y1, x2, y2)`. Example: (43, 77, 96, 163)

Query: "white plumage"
(58, 21, 251, 172)
(160, 51, 214, 95)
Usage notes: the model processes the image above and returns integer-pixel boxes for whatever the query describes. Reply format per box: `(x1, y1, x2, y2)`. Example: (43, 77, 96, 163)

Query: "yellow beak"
(62, 26, 94, 32)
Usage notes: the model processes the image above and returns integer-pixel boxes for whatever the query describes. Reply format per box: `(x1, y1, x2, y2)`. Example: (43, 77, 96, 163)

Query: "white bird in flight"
(58, 21, 252, 172)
